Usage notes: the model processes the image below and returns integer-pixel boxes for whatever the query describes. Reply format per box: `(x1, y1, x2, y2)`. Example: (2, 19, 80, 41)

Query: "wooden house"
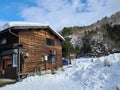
(0, 22, 64, 79)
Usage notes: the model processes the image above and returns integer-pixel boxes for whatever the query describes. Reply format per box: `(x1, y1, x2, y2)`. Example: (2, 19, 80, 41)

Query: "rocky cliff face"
(63, 11, 120, 54)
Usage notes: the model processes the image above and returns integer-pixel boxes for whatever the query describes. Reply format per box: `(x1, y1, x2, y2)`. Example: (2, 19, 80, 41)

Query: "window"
(46, 38, 55, 46)
(48, 55, 55, 63)
(0, 38, 7, 45)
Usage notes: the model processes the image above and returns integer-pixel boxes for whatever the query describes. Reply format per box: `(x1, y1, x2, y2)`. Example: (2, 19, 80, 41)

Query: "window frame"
(0, 38, 7, 45)
(46, 38, 55, 46)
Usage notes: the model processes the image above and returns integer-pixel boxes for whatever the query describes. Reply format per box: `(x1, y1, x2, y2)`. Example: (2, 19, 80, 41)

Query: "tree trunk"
(68, 48, 71, 64)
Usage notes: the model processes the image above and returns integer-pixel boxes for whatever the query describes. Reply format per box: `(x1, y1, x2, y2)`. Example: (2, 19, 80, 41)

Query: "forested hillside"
(61, 11, 120, 58)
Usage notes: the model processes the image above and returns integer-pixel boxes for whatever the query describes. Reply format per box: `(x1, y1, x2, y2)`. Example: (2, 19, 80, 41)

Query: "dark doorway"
(1, 56, 17, 79)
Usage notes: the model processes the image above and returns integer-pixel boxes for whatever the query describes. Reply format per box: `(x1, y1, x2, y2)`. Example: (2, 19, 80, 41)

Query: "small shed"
(0, 22, 64, 79)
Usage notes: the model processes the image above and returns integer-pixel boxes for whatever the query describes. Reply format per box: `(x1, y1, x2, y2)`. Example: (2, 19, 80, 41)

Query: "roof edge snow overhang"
(0, 22, 65, 41)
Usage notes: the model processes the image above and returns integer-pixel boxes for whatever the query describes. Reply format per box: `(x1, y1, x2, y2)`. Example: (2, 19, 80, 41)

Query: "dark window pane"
(48, 55, 55, 63)
(0, 38, 7, 45)
(46, 38, 55, 46)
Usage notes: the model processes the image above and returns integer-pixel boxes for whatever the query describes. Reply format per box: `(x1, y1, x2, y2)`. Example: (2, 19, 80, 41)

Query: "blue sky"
(0, 0, 36, 21)
(0, 0, 120, 31)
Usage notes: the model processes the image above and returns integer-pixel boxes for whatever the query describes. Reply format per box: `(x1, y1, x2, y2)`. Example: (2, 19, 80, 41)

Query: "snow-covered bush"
(116, 84, 120, 90)
(104, 59, 112, 66)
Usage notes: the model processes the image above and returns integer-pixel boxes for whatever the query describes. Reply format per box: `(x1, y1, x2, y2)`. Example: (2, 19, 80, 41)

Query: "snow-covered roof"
(0, 22, 49, 31)
(0, 22, 65, 41)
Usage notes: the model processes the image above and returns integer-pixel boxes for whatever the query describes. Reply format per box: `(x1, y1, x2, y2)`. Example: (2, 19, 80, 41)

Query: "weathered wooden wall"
(0, 31, 18, 50)
(0, 31, 18, 78)
(19, 28, 62, 73)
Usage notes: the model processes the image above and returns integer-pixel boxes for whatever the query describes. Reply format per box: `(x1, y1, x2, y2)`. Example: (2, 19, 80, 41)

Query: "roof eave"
(47, 26, 65, 41)
(0, 22, 65, 41)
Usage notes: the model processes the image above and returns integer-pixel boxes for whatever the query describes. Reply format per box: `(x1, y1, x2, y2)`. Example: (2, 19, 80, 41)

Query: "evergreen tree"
(62, 37, 73, 64)
(61, 27, 80, 64)
(80, 33, 91, 56)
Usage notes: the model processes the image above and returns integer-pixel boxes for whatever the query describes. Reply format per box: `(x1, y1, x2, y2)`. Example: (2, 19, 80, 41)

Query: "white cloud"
(21, 0, 120, 31)
(0, 20, 7, 26)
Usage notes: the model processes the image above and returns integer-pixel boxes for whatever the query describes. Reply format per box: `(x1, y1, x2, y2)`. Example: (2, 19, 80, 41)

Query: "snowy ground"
(0, 53, 120, 90)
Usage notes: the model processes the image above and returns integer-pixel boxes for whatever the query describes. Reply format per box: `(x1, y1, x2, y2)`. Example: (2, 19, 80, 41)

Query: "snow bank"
(0, 53, 120, 90)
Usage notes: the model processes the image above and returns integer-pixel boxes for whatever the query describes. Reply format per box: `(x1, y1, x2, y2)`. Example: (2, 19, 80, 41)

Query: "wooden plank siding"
(0, 23, 64, 79)
(19, 29, 62, 73)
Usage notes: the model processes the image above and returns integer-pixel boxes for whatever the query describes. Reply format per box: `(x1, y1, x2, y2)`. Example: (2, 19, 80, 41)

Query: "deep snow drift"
(0, 53, 120, 90)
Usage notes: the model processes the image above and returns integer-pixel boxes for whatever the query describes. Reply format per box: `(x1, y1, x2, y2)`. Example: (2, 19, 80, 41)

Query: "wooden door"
(2, 58, 12, 75)
(2, 56, 17, 79)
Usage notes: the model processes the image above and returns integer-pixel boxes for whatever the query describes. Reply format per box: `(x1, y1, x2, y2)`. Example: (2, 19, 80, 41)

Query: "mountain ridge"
(61, 11, 120, 56)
